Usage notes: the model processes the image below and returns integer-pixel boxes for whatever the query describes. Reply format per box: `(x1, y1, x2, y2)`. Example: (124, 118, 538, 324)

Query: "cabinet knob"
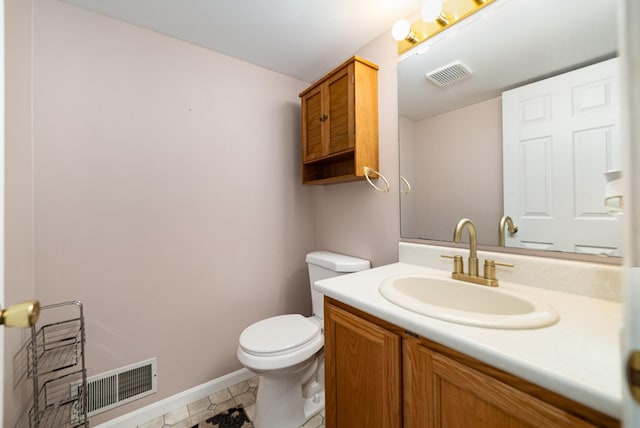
(319, 114, 328, 122)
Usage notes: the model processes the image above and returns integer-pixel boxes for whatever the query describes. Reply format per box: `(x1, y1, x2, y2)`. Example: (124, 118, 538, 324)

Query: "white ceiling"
(61, 0, 423, 82)
(61, 0, 617, 119)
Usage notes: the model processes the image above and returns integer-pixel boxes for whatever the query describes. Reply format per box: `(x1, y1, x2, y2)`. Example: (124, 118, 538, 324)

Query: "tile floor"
(137, 375, 325, 428)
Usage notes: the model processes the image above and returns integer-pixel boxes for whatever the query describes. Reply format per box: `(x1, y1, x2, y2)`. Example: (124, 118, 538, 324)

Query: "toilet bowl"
(236, 251, 370, 428)
(237, 314, 324, 428)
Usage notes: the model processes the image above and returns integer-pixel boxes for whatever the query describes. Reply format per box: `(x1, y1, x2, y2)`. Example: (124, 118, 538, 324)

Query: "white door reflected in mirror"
(502, 58, 622, 256)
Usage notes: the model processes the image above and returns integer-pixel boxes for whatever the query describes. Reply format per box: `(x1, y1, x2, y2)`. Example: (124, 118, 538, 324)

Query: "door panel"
(301, 87, 323, 161)
(503, 58, 621, 255)
(431, 351, 595, 428)
(324, 302, 401, 428)
(326, 66, 354, 155)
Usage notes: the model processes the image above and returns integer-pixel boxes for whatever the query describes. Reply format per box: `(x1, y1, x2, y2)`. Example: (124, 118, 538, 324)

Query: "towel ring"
(363, 167, 390, 193)
(400, 176, 412, 195)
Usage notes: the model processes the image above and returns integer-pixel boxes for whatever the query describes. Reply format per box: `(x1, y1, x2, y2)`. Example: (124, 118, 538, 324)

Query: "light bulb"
(391, 20, 412, 41)
(421, 0, 443, 22)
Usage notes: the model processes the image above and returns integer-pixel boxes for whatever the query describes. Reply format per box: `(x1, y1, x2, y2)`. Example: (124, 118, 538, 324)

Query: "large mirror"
(398, 0, 621, 258)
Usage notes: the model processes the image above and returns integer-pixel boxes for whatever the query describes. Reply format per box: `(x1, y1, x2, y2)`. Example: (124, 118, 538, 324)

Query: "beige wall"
(400, 97, 504, 244)
(24, 0, 316, 424)
(5, 0, 406, 425)
(5, 0, 35, 426)
(399, 115, 418, 237)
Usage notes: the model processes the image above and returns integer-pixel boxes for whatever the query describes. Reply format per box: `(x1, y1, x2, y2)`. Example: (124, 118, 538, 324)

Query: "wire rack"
(28, 301, 88, 427)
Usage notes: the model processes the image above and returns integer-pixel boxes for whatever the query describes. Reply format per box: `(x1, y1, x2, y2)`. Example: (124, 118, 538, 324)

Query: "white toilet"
(237, 251, 370, 428)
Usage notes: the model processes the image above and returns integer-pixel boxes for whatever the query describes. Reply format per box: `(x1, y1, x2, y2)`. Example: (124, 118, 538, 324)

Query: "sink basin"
(379, 275, 559, 329)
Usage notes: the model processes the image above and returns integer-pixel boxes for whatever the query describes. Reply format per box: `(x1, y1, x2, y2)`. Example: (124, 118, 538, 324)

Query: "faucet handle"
(441, 254, 463, 274)
(483, 259, 514, 281)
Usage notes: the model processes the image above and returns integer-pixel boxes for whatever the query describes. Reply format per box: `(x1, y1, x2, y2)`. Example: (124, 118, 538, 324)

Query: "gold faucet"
(498, 215, 518, 246)
(453, 218, 479, 276)
(446, 218, 513, 287)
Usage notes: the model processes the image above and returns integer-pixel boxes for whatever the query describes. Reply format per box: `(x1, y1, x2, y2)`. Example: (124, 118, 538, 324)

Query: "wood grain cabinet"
(324, 300, 402, 427)
(324, 298, 620, 428)
(299, 56, 378, 184)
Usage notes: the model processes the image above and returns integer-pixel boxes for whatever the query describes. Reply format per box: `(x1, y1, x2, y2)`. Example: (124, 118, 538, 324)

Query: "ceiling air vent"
(426, 61, 473, 87)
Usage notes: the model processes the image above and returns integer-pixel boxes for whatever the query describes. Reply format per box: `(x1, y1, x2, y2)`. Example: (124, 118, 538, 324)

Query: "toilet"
(237, 251, 370, 428)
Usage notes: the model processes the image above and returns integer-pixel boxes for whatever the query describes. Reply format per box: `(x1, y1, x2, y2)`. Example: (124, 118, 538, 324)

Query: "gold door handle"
(1, 300, 40, 328)
(627, 351, 640, 404)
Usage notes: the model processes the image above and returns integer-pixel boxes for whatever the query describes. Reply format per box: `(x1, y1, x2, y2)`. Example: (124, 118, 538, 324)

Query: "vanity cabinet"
(324, 298, 620, 428)
(324, 299, 402, 427)
(299, 56, 378, 184)
(403, 335, 615, 427)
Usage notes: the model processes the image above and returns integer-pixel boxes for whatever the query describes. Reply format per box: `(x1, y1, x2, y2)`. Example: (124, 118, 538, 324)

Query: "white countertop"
(314, 262, 622, 419)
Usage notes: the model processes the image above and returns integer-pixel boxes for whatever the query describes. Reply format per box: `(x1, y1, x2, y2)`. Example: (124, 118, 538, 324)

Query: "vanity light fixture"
(421, 0, 442, 22)
(393, 0, 496, 55)
(421, 0, 449, 27)
(435, 13, 450, 27)
(391, 19, 419, 43)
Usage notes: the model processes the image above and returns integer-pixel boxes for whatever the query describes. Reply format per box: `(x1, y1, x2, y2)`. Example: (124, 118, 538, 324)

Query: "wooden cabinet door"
(408, 340, 597, 428)
(325, 63, 354, 156)
(403, 336, 434, 427)
(301, 84, 324, 162)
(324, 301, 402, 428)
(301, 63, 354, 162)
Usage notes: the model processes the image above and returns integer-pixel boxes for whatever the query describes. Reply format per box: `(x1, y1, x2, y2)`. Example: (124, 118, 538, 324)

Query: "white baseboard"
(95, 368, 255, 427)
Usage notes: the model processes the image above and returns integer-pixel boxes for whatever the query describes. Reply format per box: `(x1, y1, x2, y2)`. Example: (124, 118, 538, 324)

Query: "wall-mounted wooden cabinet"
(299, 56, 378, 184)
(324, 298, 620, 428)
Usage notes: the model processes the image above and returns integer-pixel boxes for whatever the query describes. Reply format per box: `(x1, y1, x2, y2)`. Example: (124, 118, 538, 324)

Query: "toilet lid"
(239, 314, 321, 356)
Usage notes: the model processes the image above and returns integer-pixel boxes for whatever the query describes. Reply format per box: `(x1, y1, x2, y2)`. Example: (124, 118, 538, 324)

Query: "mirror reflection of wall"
(399, 97, 502, 245)
(397, 0, 620, 258)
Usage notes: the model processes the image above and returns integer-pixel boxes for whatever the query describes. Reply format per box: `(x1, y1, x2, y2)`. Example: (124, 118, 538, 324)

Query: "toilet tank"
(306, 251, 370, 319)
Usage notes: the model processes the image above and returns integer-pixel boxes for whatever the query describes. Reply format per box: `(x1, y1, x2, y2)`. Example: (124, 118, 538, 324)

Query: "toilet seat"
(237, 314, 324, 372)
(239, 314, 320, 357)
